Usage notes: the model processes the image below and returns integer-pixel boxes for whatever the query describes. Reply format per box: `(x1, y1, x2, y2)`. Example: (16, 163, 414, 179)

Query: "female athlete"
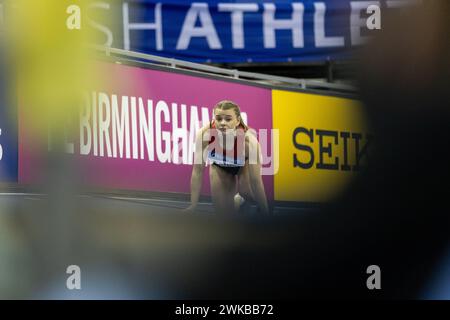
(185, 100, 269, 215)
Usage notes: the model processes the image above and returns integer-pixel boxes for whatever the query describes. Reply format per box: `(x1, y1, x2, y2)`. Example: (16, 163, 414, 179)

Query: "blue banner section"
(88, 0, 392, 63)
(0, 48, 18, 183)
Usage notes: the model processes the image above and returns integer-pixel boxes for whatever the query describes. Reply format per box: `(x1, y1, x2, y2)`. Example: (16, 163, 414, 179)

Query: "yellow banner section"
(273, 90, 370, 203)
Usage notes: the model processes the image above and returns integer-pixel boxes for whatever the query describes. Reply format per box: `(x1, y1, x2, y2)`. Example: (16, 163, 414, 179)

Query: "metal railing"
(91, 45, 356, 93)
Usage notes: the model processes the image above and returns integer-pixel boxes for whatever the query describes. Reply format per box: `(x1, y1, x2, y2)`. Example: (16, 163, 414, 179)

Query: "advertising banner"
(14, 57, 371, 204)
(0, 53, 18, 183)
(272, 89, 370, 202)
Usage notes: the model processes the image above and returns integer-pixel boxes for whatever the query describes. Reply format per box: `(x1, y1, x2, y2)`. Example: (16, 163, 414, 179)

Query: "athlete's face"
(214, 108, 240, 132)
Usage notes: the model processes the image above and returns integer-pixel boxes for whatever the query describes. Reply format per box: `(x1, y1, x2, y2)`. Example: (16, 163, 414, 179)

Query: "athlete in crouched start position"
(185, 100, 269, 215)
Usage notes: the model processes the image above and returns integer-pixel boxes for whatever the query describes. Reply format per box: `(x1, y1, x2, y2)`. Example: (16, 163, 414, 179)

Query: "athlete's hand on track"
(182, 204, 197, 214)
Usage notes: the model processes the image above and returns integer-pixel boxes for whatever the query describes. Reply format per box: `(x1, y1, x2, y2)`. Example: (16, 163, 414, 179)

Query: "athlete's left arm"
(246, 132, 270, 215)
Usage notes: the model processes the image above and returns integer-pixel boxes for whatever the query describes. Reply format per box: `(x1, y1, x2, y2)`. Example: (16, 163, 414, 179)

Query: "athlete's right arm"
(185, 126, 209, 212)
